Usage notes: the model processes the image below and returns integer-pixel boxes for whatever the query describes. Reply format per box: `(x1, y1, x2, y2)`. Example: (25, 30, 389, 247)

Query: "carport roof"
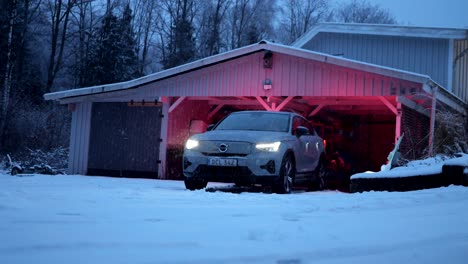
(44, 41, 466, 113)
(292, 22, 468, 48)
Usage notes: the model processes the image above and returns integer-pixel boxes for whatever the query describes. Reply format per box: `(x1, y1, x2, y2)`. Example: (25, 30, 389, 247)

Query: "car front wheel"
(273, 154, 294, 194)
(184, 177, 207, 191)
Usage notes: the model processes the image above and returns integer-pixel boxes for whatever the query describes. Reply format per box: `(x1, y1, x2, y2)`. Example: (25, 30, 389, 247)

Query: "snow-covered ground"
(1, 173, 467, 264)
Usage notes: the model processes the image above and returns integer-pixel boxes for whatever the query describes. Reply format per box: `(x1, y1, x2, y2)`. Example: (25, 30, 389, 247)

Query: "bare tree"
(225, 0, 276, 49)
(1, 0, 42, 150)
(132, 0, 161, 75)
(45, 0, 77, 93)
(159, 0, 197, 69)
(334, 0, 396, 24)
(0, 0, 18, 149)
(277, 0, 330, 44)
(197, 0, 230, 57)
(69, 0, 95, 87)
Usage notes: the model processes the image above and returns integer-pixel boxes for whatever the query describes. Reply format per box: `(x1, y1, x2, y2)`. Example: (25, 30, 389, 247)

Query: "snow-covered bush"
(7, 147, 69, 170)
(434, 109, 468, 155)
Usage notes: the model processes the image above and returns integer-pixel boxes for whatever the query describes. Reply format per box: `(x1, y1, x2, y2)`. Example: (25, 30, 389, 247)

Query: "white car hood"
(190, 130, 292, 143)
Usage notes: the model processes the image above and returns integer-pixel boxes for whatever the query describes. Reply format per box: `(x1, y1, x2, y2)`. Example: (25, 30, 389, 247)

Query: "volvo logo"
(218, 143, 228, 153)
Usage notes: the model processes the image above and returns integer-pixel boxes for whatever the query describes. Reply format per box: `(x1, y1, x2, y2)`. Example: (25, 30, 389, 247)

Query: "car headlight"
(256, 142, 281, 152)
(185, 139, 199, 150)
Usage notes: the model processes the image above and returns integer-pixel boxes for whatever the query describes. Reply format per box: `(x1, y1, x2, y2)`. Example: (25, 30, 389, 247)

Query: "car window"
(292, 116, 316, 136)
(215, 112, 290, 132)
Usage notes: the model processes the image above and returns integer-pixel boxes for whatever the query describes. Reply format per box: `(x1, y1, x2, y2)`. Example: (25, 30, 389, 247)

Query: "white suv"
(182, 111, 326, 193)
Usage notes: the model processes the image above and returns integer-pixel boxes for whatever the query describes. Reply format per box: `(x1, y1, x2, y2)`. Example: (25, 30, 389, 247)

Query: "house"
(44, 24, 468, 179)
(294, 22, 468, 160)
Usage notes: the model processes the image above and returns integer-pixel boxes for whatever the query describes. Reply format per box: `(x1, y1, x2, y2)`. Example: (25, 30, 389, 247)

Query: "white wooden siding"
(68, 102, 92, 174)
(304, 32, 450, 89)
(454, 39, 468, 102)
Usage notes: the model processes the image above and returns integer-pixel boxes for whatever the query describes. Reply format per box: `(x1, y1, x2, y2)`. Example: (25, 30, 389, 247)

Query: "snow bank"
(351, 154, 468, 179)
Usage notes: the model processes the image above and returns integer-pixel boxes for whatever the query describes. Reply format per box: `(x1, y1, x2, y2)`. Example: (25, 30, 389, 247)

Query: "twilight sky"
(336, 0, 468, 28)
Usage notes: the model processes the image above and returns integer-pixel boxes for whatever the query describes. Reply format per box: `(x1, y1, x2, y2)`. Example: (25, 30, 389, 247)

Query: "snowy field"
(1, 173, 468, 264)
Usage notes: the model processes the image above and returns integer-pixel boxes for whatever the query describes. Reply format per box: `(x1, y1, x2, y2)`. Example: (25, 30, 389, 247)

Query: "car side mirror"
(295, 126, 309, 137)
(206, 124, 215, 131)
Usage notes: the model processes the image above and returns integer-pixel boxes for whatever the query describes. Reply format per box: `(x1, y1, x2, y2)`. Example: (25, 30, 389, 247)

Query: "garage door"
(87, 102, 162, 178)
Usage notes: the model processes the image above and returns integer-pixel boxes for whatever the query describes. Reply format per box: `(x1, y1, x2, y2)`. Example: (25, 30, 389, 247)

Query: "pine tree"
(84, 5, 138, 86)
(162, 0, 195, 69)
(118, 4, 139, 81)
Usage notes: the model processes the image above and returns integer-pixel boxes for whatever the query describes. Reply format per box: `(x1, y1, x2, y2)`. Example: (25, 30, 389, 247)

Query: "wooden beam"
(309, 104, 324, 117)
(59, 89, 141, 104)
(378, 96, 398, 115)
(208, 104, 225, 120)
(207, 100, 259, 105)
(168, 96, 186, 113)
(255, 96, 272, 111)
(274, 96, 293, 111)
(397, 96, 430, 117)
(304, 99, 386, 106)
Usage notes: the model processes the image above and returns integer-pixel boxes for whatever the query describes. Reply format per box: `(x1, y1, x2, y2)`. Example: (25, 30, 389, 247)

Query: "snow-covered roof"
(43, 40, 466, 113)
(292, 22, 468, 48)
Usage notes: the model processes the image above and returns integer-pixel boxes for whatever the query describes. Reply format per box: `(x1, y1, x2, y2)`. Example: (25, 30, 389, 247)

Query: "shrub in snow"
(6, 147, 69, 170)
(434, 109, 468, 156)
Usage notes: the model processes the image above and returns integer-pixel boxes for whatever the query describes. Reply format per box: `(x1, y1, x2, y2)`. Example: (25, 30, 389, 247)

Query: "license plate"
(208, 158, 237, 167)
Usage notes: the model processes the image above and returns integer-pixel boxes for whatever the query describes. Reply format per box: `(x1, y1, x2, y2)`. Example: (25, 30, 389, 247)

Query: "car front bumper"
(183, 150, 284, 183)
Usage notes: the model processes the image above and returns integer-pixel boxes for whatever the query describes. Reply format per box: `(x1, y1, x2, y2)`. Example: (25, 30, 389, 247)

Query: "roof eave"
(423, 81, 467, 115)
(293, 23, 468, 48)
(44, 41, 268, 102)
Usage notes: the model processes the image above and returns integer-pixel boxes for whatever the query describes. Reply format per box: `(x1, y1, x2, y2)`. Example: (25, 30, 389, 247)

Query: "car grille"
(195, 165, 253, 181)
(198, 141, 252, 156)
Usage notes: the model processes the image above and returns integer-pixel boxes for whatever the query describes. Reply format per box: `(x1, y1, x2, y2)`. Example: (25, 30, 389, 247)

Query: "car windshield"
(215, 112, 290, 132)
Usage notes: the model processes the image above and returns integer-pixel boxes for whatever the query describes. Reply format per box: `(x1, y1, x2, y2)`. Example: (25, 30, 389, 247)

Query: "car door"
(299, 117, 320, 172)
(306, 123, 323, 171)
(292, 116, 313, 173)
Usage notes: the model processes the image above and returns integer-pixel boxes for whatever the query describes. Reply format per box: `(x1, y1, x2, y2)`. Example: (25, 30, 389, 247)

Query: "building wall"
(68, 102, 92, 175)
(304, 32, 450, 88)
(138, 52, 422, 97)
(454, 39, 468, 102)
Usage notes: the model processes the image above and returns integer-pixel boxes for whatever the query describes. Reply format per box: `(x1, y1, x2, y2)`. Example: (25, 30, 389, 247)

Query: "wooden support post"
(395, 101, 402, 145)
(158, 97, 169, 179)
(428, 87, 438, 156)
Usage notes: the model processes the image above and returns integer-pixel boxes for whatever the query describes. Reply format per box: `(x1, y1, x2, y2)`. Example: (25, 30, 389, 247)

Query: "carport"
(44, 41, 465, 178)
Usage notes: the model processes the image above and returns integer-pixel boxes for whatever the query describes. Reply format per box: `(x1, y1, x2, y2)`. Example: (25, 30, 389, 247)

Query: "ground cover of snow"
(352, 153, 468, 179)
(0, 173, 467, 264)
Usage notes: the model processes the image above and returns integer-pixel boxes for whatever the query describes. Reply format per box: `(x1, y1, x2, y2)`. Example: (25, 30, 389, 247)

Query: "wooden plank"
(168, 96, 186, 113)
(274, 96, 293, 111)
(378, 96, 398, 115)
(308, 105, 325, 117)
(255, 96, 272, 111)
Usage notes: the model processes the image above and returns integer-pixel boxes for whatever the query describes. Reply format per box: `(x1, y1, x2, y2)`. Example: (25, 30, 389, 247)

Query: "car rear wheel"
(11, 167, 21, 176)
(273, 154, 294, 194)
(308, 160, 326, 191)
